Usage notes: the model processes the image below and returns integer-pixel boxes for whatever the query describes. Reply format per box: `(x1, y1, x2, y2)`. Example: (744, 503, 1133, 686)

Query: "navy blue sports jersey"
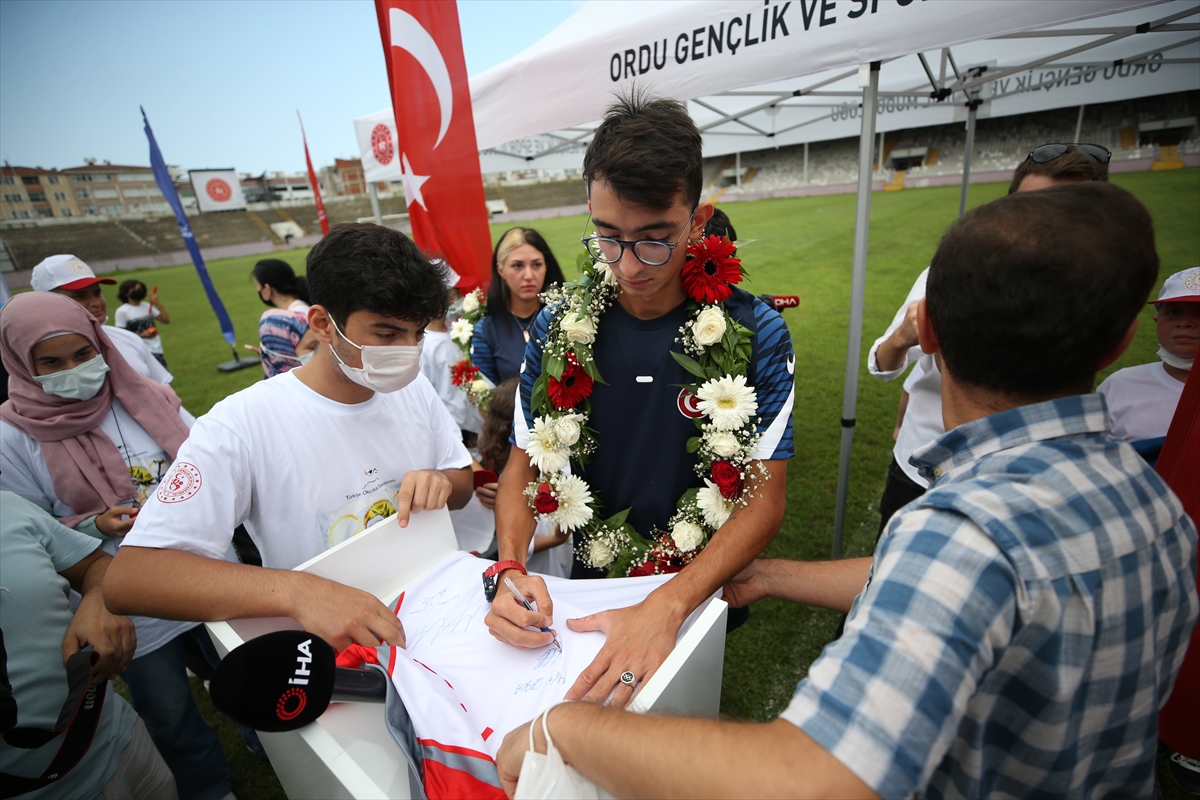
(514, 287, 795, 578)
(471, 311, 538, 384)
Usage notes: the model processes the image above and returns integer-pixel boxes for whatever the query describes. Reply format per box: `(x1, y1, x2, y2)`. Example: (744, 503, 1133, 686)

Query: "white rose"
(691, 306, 727, 347)
(587, 539, 614, 569)
(561, 314, 597, 344)
(449, 318, 473, 345)
(470, 379, 489, 394)
(462, 292, 480, 313)
(670, 520, 705, 552)
(554, 414, 584, 446)
(705, 430, 740, 458)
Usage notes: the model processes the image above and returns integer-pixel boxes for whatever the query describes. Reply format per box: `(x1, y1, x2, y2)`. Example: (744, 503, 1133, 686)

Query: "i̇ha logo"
(156, 462, 202, 504)
(371, 124, 394, 166)
(206, 178, 232, 203)
(276, 687, 307, 721)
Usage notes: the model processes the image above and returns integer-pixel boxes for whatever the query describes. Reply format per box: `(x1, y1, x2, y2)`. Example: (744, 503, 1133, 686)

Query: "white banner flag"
(190, 169, 247, 212)
(354, 110, 402, 184)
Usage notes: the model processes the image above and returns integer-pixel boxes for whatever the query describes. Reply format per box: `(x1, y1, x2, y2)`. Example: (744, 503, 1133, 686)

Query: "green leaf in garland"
(686, 436, 700, 454)
(546, 352, 566, 380)
(602, 507, 631, 529)
(531, 374, 548, 412)
(670, 351, 709, 380)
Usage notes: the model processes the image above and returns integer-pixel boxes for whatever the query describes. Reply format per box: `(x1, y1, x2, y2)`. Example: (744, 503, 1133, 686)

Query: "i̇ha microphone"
(209, 630, 387, 732)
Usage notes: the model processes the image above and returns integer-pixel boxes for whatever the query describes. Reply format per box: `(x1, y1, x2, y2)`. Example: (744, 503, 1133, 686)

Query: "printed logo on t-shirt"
(318, 480, 401, 547)
(677, 388, 704, 419)
(156, 462, 202, 504)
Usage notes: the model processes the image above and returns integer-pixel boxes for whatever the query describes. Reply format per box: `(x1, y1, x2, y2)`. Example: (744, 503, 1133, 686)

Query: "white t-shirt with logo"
(0, 399, 199, 658)
(1097, 361, 1186, 444)
(114, 301, 163, 354)
(122, 371, 472, 570)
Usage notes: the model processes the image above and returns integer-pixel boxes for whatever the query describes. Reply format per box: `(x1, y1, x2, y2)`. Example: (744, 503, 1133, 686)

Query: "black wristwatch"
(482, 560, 527, 603)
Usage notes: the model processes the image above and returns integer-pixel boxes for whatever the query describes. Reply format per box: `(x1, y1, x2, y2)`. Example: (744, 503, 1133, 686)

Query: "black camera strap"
(0, 649, 107, 799)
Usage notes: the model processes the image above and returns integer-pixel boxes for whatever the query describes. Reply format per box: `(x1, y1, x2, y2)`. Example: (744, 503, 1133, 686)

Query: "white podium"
(206, 508, 727, 800)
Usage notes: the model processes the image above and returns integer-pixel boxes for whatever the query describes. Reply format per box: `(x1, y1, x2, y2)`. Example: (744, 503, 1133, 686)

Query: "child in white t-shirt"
(107, 224, 476, 654)
(1099, 267, 1199, 452)
(115, 280, 169, 367)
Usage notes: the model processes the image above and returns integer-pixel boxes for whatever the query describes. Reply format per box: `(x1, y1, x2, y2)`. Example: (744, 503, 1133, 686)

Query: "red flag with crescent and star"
(375, 0, 492, 291)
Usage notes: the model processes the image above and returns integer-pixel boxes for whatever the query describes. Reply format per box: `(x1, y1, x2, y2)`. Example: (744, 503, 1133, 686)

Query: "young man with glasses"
(868, 143, 1110, 536)
(495, 182, 1196, 800)
(484, 92, 795, 708)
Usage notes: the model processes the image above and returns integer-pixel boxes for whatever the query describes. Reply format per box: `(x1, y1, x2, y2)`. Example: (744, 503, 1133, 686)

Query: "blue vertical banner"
(141, 107, 237, 346)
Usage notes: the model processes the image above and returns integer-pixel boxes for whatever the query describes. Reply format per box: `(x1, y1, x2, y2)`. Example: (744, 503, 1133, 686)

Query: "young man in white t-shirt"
(1098, 267, 1199, 452)
(106, 224, 474, 651)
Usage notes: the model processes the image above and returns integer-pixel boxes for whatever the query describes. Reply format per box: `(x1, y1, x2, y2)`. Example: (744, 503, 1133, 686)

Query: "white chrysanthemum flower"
(561, 314, 597, 345)
(587, 539, 614, 568)
(696, 375, 757, 431)
(462, 292, 480, 313)
(692, 306, 727, 347)
(526, 418, 569, 473)
(670, 519, 705, 552)
(696, 481, 734, 529)
(449, 317, 474, 345)
(594, 261, 618, 287)
(553, 414, 585, 446)
(705, 430, 740, 458)
(550, 474, 593, 531)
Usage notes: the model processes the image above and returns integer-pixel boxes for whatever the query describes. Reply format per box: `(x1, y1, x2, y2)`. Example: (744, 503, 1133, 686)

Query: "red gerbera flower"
(628, 561, 658, 578)
(682, 235, 743, 304)
(546, 353, 594, 410)
(450, 359, 479, 387)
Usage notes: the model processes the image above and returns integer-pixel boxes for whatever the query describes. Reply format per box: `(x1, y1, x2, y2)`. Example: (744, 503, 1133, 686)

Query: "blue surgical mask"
(447, 297, 466, 321)
(33, 354, 110, 401)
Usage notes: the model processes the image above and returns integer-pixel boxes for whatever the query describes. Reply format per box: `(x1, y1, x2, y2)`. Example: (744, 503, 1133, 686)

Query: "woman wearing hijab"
(0, 292, 234, 800)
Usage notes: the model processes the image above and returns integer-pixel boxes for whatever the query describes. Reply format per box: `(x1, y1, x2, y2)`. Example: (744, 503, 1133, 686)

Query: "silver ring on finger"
(620, 670, 636, 686)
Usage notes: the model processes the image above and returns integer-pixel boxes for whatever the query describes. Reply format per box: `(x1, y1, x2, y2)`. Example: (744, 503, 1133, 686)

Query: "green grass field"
(93, 168, 1200, 799)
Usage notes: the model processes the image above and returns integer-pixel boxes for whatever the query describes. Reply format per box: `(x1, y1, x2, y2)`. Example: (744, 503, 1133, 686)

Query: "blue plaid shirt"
(781, 394, 1197, 798)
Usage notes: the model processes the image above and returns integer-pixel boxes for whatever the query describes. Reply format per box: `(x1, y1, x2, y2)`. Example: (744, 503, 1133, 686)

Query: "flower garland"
(448, 288, 494, 409)
(525, 236, 767, 578)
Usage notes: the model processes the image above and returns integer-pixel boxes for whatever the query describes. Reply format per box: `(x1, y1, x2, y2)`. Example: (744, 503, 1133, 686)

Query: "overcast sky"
(0, 0, 581, 175)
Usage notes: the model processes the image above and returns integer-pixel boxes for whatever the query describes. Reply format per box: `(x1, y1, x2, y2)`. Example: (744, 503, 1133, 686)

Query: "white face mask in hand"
(327, 314, 423, 393)
(33, 354, 110, 401)
(1158, 345, 1194, 371)
(515, 705, 612, 800)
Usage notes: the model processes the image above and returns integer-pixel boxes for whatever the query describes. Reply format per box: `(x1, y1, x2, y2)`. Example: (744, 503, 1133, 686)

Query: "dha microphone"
(209, 630, 387, 733)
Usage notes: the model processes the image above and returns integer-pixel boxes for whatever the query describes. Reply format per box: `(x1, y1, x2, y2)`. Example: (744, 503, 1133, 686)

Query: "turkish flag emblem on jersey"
(376, 0, 492, 291)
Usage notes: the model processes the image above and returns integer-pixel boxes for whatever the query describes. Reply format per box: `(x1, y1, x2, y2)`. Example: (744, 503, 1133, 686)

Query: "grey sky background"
(0, 0, 581, 174)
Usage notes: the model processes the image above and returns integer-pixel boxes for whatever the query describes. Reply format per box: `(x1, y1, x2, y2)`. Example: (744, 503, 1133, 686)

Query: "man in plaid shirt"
(494, 182, 1198, 798)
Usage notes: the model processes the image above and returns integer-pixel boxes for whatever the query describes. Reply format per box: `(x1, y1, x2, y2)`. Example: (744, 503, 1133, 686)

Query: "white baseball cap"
(30, 254, 116, 293)
(1151, 267, 1200, 305)
(433, 258, 462, 288)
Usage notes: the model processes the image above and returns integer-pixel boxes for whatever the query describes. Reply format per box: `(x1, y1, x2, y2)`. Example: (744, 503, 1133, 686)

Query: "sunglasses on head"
(1027, 143, 1112, 166)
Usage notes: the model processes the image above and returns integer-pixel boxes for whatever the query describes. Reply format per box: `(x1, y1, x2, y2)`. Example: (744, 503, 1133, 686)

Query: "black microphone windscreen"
(210, 630, 336, 733)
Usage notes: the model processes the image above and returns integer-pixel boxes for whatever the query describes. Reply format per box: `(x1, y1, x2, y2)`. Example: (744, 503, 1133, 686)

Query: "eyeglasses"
(1028, 143, 1112, 165)
(581, 210, 696, 267)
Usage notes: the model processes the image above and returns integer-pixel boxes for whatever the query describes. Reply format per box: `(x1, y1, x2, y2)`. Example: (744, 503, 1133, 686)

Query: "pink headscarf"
(0, 291, 191, 525)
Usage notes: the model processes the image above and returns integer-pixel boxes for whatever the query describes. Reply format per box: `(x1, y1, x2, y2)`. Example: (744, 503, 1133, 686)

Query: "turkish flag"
(376, 0, 492, 291)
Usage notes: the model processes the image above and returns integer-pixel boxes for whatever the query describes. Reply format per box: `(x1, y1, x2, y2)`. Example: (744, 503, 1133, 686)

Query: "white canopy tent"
(362, 0, 1200, 556)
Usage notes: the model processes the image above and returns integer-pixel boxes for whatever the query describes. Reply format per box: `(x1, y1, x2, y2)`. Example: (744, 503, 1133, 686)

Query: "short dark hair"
(305, 223, 448, 325)
(251, 259, 310, 306)
(583, 89, 703, 210)
(486, 227, 565, 333)
(116, 279, 144, 303)
(927, 182, 1158, 400)
(1008, 145, 1109, 194)
(704, 207, 737, 241)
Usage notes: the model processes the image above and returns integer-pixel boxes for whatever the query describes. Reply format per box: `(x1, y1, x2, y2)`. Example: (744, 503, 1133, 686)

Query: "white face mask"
(327, 314, 422, 393)
(34, 354, 110, 401)
(1158, 345, 1194, 371)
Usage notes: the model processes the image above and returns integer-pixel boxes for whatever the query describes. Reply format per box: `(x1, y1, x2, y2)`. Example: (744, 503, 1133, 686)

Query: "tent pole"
(1074, 104, 1086, 143)
(958, 101, 978, 218)
(804, 141, 809, 184)
(832, 60, 880, 559)
(368, 182, 383, 225)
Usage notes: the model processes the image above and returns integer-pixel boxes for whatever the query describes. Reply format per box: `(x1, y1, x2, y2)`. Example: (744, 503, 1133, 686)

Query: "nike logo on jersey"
(787, 355, 796, 375)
